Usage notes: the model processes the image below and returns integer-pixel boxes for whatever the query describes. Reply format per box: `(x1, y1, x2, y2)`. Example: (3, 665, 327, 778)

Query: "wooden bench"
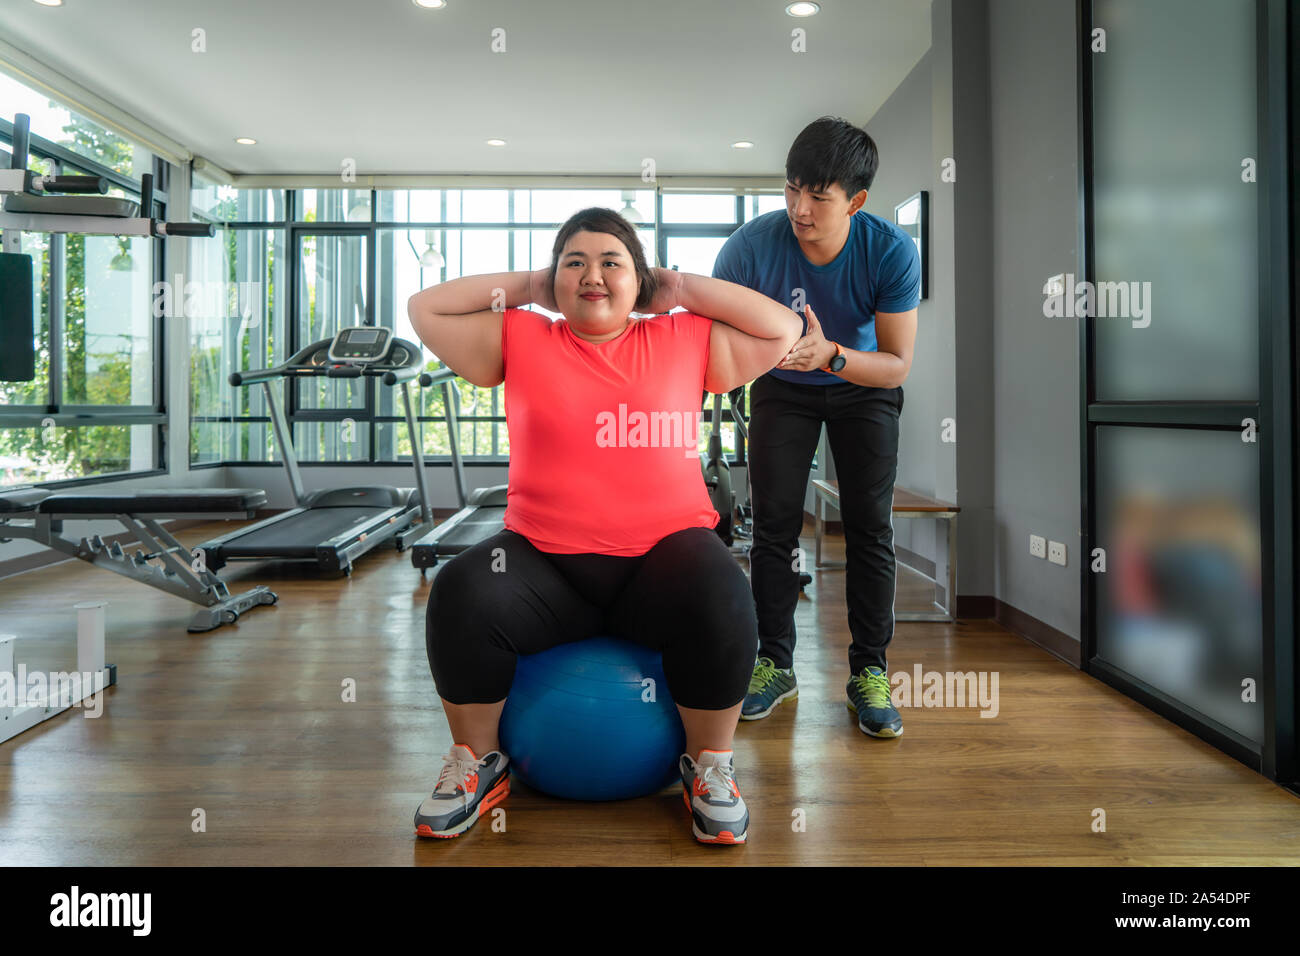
(811, 479, 960, 623)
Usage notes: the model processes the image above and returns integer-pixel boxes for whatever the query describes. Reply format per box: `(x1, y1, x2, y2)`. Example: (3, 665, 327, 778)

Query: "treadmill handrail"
(228, 334, 425, 387)
(419, 365, 468, 509)
(213, 332, 435, 561)
(419, 367, 459, 387)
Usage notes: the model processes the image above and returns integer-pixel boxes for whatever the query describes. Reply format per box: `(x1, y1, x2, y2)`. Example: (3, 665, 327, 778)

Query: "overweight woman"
(408, 207, 802, 844)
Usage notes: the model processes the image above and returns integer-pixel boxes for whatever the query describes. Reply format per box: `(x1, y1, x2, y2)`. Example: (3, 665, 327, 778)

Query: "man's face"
(785, 180, 865, 242)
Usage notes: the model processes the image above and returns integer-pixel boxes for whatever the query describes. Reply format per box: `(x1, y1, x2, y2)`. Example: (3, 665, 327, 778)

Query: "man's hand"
(778, 305, 837, 371)
(640, 268, 685, 315)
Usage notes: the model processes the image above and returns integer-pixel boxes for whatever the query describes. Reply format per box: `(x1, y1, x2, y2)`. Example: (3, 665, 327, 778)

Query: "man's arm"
(777, 305, 916, 388)
(834, 307, 917, 388)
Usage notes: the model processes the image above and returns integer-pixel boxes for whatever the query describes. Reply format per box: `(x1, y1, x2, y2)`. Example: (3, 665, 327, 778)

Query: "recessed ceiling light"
(485, 139, 506, 147)
(412, 0, 446, 8)
(732, 141, 755, 149)
(235, 137, 257, 145)
(786, 2, 820, 16)
(33, 0, 64, 7)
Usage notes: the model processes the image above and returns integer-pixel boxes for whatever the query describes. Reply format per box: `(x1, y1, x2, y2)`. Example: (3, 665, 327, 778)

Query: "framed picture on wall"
(894, 190, 929, 300)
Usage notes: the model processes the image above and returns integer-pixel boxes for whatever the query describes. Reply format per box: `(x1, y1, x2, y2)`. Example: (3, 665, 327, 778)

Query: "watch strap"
(821, 342, 844, 373)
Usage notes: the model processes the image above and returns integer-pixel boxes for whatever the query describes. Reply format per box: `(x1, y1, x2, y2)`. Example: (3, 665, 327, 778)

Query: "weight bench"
(812, 479, 960, 623)
(0, 488, 277, 632)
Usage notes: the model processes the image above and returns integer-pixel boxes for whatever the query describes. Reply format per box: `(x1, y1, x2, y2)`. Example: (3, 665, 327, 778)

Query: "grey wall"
(856, 0, 1081, 640)
(987, 0, 1081, 637)
(858, 49, 950, 575)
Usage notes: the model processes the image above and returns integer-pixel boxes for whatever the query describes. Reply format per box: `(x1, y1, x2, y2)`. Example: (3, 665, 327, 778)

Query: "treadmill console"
(328, 326, 393, 364)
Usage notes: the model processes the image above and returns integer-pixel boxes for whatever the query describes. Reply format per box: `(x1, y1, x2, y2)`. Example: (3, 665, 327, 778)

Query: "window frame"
(0, 118, 169, 489)
(192, 187, 782, 471)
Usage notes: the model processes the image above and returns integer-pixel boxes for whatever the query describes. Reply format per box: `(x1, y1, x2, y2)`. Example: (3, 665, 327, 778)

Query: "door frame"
(1076, 0, 1296, 785)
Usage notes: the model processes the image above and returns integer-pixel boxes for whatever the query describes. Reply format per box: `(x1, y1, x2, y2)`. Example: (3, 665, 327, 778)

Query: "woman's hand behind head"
(529, 268, 559, 313)
(639, 268, 684, 315)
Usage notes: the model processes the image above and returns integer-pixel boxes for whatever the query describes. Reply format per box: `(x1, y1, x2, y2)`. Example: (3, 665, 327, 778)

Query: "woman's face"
(553, 230, 640, 341)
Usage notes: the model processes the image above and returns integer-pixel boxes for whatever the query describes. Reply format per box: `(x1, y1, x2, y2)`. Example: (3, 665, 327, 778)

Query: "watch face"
(830, 354, 847, 372)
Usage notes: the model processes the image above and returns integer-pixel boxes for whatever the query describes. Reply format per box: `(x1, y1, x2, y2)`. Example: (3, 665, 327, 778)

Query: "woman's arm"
(406, 270, 553, 387)
(653, 270, 802, 393)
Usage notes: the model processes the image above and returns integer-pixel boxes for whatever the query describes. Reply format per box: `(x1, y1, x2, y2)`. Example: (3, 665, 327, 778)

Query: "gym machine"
(408, 367, 507, 571)
(197, 326, 436, 575)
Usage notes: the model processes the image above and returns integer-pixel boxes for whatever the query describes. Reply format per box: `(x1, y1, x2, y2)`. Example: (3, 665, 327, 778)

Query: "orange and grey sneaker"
(414, 743, 510, 839)
(680, 749, 749, 845)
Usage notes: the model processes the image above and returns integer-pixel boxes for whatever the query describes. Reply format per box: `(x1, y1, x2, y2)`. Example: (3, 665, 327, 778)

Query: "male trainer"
(712, 116, 920, 737)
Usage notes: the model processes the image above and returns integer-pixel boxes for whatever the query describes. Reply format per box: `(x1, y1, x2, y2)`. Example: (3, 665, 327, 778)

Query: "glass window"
(62, 234, 154, 407)
(459, 189, 509, 222)
(524, 189, 654, 224)
(747, 194, 785, 219)
(664, 236, 728, 276)
(379, 229, 436, 345)
(192, 178, 285, 222)
(193, 187, 758, 467)
(661, 193, 737, 223)
(299, 188, 373, 223)
(191, 422, 275, 467)
(0, 72, 150, 179)
(456, 229, 510, 279)
(293, 420, 371, 463)
(0, 423, 155, 485)
(296, 232, 368, 410)
(527, 229, 558, 272)
(190, 227, 286, 464)
(376, 189, 442, 222)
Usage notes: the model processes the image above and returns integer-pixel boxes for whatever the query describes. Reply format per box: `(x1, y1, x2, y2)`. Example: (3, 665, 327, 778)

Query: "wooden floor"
(1, 518, 1297, 866)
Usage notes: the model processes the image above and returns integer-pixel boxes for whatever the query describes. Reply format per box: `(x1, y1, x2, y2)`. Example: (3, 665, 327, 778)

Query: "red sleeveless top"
(500, 307, 719, 555)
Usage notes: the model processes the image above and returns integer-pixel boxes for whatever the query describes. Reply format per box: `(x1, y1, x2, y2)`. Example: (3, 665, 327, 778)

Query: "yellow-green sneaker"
(740, 657, 797, 720)
(846, 666, 903, 737)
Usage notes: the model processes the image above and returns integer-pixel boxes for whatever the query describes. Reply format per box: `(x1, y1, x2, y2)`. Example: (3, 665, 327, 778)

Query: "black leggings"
(425, 527, 756, 710)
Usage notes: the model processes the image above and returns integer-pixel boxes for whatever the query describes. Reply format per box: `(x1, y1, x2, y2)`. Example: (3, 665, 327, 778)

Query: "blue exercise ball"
(499, 636, 686, 801)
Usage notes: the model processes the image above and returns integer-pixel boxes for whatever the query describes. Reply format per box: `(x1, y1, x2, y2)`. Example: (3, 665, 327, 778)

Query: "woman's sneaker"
(680, 750, 749, 845)
(846, 666, 904, 737)
(740, 657, 797, 720)
(414, 744, 510, 839)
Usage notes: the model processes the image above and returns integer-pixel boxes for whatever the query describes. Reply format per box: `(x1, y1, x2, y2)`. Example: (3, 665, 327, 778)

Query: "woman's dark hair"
(549, 207, 658, 312)
(785, 116, 879, 199)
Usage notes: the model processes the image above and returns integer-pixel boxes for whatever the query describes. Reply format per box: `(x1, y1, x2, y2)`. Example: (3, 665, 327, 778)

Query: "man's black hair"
(785, 116, 879, 199)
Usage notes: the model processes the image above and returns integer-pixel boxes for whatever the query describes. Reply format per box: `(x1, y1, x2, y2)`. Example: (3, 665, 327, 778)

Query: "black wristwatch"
(822, 342, 847, 373)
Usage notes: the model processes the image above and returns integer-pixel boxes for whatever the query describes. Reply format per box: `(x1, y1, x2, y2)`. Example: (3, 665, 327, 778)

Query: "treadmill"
(409, 367, 508, 571)
(198, 326, 436, 575)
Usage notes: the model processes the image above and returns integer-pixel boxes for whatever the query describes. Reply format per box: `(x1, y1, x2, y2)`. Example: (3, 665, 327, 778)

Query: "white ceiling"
(0, 0, 931, 177)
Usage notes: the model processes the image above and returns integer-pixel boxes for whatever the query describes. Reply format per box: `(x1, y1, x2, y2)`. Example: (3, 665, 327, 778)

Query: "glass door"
(1081, 0, 1295, 781)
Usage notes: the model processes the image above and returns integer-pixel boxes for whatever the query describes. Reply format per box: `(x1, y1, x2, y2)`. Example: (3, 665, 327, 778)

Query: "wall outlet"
(1030, 534, 1046, 559)
(1048, 540, 1067, 566)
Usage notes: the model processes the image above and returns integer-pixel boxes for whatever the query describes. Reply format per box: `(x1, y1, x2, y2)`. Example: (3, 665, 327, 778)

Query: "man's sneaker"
(846, 666, 904, 738)
(740, 656, 797, 720)
(680, 750, 749, 845)
(414, 744, 510, 839)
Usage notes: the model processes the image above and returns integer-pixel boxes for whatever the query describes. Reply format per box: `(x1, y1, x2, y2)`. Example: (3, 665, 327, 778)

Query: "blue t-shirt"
(712, 209, 920, 385)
